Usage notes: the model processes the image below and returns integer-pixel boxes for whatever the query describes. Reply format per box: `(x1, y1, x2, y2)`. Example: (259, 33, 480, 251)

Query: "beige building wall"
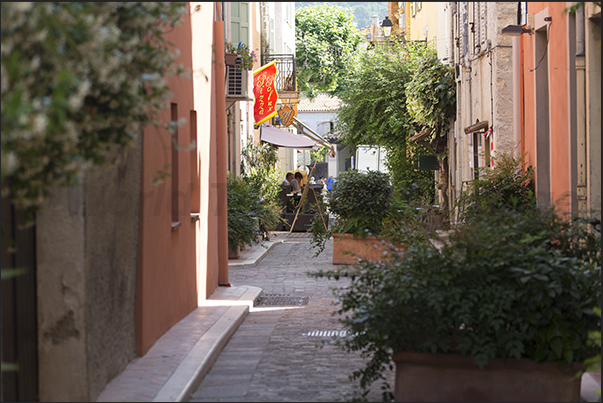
(449, 2, 517, 220)
(408, 1, 438, 46)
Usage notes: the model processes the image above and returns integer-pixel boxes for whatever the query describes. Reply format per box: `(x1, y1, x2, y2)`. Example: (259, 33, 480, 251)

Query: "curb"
(152, 286, 262, 402)
(228, 239, 284, 269)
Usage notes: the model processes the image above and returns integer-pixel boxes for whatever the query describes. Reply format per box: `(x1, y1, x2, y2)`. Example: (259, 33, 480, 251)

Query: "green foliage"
(295, 4, 363, 97)
(1, 2, 187, 224)
(309, 197, 332, 257)
(224, 41, 257, 70)
(381, 200, 431, 246)
(309, 146, 329, 163)
(312, 204, 601, 398)
(336, 39, 455, 213)
(227, 173, 262, 248)
(336, 40, 422, 150)
(406, 49, 456, 154)
(583, 306, 601, 401)
(240, 142, 283, 232)
(564, 2, 602, 15)
(385, 146, 435, 205)
(310, 169, 399, 256)
(296, 2, 388, 30)
(329, 169, 392, 237)
(455, 153, 536, 222)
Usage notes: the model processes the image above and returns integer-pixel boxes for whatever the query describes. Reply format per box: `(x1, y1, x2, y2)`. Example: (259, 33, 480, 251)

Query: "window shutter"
(480, 2, 487, 48)
(231, 2, 249, 46)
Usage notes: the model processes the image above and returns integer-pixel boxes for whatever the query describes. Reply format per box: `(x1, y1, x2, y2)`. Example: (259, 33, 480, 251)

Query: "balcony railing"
(261, 54, 296, 93)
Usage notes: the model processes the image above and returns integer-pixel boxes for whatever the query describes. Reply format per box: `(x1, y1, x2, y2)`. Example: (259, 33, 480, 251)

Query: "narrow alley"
(189, 232, 395, 402)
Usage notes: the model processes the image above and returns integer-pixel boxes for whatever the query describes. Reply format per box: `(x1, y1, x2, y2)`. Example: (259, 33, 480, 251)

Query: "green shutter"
(231, 2, 249, 46)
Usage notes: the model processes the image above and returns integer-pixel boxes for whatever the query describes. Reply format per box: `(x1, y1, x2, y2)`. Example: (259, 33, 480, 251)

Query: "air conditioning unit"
(225, 58, 247, 97)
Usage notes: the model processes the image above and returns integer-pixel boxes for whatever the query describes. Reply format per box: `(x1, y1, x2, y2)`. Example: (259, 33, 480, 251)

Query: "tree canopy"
(295, 2, 388, 30)
(295, 4, 363, 97)
(335, 40, 456, 205)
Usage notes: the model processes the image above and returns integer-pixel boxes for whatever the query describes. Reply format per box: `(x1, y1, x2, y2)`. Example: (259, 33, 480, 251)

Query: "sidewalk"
(96, 235, 286, 402)
(97, 232, 601, 402)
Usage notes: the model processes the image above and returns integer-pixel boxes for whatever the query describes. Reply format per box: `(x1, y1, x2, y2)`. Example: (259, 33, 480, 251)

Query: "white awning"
(260, 124, 318, 150)
(291, 117, 335, 153)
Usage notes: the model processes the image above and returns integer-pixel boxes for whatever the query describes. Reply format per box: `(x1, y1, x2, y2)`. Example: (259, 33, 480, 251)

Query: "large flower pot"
(228, 243, 240, 259)
(392, 352, 584, 402)
(332, 233, 405, 265)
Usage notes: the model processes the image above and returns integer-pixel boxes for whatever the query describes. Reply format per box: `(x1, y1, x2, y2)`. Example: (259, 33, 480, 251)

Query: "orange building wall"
(520, 2, 573, 212)
(136, 5, 199, 356)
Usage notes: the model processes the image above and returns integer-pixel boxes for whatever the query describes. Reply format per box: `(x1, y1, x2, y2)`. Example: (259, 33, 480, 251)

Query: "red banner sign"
(253, 61, 279, 126)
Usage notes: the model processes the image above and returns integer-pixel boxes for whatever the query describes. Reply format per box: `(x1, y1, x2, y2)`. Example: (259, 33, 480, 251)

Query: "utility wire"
(529, 28, 550, 72)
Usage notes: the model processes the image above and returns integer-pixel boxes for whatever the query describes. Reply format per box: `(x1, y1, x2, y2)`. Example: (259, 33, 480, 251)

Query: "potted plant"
(311, 156, 602, 402)
(310, 169, 412, 264)
(227, 173, 262, 259)
(224, 42, 256, 71)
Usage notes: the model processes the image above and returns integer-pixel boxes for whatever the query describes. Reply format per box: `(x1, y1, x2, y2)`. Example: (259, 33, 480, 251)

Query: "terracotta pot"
(392, 351, 584, 402)
(332, 233, 405, 265)
(224, 53, 237, 66)
(228, 243, 239, 259)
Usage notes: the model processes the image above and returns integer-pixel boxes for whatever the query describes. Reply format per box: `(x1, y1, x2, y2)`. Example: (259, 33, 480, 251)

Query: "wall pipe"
(512, 36, 521, 158)
(575, 6, 587, 213)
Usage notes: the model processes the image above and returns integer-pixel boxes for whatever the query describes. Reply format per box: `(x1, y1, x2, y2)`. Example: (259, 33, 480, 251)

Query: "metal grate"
(226, 58, 246, 97)
(260, 53, 296, 92)
(255, 293, 309, 307)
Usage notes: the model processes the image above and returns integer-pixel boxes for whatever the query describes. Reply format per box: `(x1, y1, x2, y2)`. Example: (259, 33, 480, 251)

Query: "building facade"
(517, 2, 601, 214)
(2, 3, 230, 401)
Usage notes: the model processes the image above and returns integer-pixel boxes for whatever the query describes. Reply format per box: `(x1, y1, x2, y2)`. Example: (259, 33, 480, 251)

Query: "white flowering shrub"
(1, 2, 187, 223)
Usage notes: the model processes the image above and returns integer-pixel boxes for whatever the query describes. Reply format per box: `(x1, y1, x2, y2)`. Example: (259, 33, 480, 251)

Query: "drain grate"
(255, 293, 309, 307)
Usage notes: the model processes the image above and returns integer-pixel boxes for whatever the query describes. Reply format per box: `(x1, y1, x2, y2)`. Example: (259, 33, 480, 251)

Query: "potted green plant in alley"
(311, 156, 602, 402)
(224, 42, 256, 71)
(310, 169, 416, 264)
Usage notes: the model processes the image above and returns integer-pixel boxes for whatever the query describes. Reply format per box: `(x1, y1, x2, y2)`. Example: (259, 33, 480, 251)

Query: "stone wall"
(36, 135, 142, 401)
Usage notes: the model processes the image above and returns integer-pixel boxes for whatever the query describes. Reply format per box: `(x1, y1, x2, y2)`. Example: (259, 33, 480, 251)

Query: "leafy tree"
(295, 2, 388, 30)
(335, 40, 450, 206)
(295, 4, 363, 97)
(1, 2, 187, 223)
(405, 48, 456, 214)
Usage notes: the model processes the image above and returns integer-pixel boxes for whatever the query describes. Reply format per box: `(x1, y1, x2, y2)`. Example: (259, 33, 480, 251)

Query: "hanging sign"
(277, 103, 297, 127)
(253, 61, 279, 126)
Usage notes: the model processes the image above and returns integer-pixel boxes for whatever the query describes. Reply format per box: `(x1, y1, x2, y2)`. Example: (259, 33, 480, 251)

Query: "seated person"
(290, 172, 303, 194)
(281, 172, 294, 187)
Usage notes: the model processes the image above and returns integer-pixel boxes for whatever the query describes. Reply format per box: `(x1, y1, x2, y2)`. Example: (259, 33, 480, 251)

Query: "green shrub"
(312, 204, 601, 400)
(455, 153, 536, 222)
(329, 169, 392, 237)
(227, 173, 262, 248)
(310, 169, 431, 258)
(240, 142, 284, 233)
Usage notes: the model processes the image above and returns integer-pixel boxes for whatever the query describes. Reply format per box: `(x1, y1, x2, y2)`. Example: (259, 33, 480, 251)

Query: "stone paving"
(189, 232, 395, 402)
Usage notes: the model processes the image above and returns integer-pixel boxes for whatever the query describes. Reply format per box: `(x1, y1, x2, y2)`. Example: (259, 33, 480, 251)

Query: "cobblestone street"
(189, 233, 395, 402)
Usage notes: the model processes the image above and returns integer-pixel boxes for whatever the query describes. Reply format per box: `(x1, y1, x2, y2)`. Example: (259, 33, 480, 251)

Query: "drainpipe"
(512, 36, 521, 158)
(214, 5, 230, 286)
(460, 3, 472, 177)
(575, 6, 587, 213)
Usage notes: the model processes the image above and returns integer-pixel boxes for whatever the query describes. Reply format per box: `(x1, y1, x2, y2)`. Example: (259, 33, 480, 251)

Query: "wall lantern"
(381, 16, 393, 38)
(501, 25, 532, 36)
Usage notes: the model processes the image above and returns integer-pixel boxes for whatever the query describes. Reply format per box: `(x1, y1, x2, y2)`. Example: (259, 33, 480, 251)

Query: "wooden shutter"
(231, 2, 249, 46)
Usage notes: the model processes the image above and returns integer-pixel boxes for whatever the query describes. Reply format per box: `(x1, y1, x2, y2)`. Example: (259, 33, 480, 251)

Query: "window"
(190, 110, 200, 214)
(170, 103, 180, 226)
(230, 2, 249, 46)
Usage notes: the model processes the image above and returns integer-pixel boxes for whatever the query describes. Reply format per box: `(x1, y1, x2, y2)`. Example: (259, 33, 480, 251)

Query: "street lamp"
(381, 16, 393, 38)
(501, 25, 532, 36)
